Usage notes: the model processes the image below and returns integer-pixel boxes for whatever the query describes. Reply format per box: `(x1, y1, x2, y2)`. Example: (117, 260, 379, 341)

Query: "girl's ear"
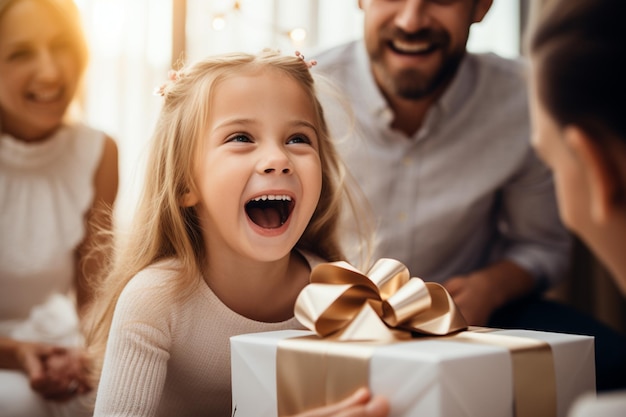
(564, 126, 618, 224)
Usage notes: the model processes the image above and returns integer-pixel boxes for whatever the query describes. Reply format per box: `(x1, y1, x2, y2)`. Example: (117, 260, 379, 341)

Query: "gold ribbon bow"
(295, 258, 468, 341)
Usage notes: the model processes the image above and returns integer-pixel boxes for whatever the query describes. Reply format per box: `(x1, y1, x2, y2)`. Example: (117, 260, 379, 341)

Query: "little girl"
(86, 50, 387, 417)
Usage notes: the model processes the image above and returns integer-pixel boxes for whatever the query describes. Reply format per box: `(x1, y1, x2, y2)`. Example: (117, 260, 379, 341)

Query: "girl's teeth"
(251, 195, 291, 202)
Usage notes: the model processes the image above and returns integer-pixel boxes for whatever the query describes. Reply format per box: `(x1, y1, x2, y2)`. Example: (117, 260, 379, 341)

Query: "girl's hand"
(286, 387, 389, 417)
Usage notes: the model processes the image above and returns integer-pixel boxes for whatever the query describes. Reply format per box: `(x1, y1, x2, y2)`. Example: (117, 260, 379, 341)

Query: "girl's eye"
(287, 135, 312, 145)
(227, 134, 253, 143)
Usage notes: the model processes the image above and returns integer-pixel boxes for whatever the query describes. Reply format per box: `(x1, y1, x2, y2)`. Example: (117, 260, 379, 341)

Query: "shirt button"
(397, 212, 407, 221)
(403, 157, 412, 166)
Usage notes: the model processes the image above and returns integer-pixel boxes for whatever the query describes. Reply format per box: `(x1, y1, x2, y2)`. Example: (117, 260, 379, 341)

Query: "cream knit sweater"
(93, 257, 316, 417)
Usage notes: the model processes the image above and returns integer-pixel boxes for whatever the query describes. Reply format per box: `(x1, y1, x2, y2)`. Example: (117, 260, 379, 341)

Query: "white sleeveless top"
(0, 123, 105, 344)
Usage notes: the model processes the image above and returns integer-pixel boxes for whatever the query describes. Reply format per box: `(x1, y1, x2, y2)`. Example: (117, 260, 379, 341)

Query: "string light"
(211, 14, 227, 31)
(288, 27, 307, 43)
(209, 1, 306, 45)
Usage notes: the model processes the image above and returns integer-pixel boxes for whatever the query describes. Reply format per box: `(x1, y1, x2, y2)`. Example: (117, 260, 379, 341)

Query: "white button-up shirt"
(314, 40, 571, 288)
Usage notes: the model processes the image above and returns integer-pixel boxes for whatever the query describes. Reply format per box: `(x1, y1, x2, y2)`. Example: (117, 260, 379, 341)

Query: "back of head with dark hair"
(530, 0, 626, 142)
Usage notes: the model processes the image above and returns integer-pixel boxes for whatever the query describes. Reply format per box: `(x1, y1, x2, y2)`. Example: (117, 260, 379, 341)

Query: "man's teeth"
(250, 195, 292, 202)
(392, 39, 431, 53)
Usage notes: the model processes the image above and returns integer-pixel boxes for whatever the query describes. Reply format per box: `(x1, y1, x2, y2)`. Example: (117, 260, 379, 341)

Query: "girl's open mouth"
(245, 195, 294, 229)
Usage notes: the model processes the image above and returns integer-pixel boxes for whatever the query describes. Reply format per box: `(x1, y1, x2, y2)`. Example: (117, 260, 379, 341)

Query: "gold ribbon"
(277, 331, 557, 417)
(277, 336, 379, 416)
(294, 258, 468, 340)
(277, 259, 557, 417)
(448, 328, 557, 417)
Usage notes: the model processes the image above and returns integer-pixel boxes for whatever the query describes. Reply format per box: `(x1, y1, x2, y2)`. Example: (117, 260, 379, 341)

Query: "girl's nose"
(264, 167, 291, 174)
(258, 146, 293, 175)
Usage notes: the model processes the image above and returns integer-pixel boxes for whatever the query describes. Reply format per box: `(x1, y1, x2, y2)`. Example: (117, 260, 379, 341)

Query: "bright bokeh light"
(212, 14, 226, 31)
(289, 27, 307, 43)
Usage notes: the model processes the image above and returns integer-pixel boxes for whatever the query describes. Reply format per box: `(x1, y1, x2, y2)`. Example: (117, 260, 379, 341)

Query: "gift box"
(231, 328, 594, 417)
(231, 259, 595, 417)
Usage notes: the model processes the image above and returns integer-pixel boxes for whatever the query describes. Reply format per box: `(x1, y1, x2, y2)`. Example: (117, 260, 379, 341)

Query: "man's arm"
(444, 150, 572, 325)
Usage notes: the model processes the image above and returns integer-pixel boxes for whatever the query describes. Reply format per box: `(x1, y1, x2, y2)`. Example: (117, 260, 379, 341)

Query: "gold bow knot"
(295, 258, 468, 341)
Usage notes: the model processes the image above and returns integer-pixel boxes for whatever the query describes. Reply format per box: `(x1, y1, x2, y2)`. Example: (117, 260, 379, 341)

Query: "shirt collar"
(354, 41, 393, 123)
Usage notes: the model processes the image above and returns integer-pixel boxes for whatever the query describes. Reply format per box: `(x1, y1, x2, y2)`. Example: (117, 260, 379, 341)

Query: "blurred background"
(71, 0, 625, 334)
(73, 0, 523, 221)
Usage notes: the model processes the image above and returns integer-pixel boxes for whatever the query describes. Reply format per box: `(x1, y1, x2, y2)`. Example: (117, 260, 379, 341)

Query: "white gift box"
(231, 328, 595, 417)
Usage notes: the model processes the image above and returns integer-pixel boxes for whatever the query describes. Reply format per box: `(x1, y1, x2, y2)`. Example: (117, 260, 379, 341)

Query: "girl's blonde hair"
(84, 49, 372, 391)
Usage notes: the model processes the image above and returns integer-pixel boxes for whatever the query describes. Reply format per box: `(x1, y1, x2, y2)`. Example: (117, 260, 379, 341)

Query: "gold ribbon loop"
(382, 277, 430, 326)
(295, 258, 468, 339)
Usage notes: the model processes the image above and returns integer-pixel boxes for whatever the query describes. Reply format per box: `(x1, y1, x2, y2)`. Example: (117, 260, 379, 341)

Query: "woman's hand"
(43, 347, 92, 400)
(287, 387, 389, 417)
(15, 341, 91, 402)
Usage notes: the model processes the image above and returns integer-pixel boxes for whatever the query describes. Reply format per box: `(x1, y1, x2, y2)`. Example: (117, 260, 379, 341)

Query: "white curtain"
(76, 0, 172, 227)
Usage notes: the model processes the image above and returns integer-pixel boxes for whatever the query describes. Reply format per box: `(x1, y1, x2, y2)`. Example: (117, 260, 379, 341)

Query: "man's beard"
(370, 27, 467, 101)
(390, 50, 464, 100)
(384, 49, 465, 100)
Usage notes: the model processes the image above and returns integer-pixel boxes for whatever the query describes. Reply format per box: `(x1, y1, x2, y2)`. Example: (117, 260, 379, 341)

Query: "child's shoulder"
(114, 259, 193, 322)
(123, 258, 184, 295)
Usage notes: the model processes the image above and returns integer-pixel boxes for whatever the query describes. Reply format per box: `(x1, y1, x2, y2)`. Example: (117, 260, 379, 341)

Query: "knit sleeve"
(93, 270, 174, 417)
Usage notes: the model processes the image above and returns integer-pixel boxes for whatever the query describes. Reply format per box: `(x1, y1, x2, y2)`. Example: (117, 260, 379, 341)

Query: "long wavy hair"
(84, 49, 373, 391)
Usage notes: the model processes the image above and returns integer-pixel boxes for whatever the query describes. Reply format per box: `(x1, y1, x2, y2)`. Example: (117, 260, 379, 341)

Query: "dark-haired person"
(528, 0, 626, 411)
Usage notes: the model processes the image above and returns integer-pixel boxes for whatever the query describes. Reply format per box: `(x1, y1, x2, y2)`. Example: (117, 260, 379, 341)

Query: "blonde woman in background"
(0, 0, 118, 416)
